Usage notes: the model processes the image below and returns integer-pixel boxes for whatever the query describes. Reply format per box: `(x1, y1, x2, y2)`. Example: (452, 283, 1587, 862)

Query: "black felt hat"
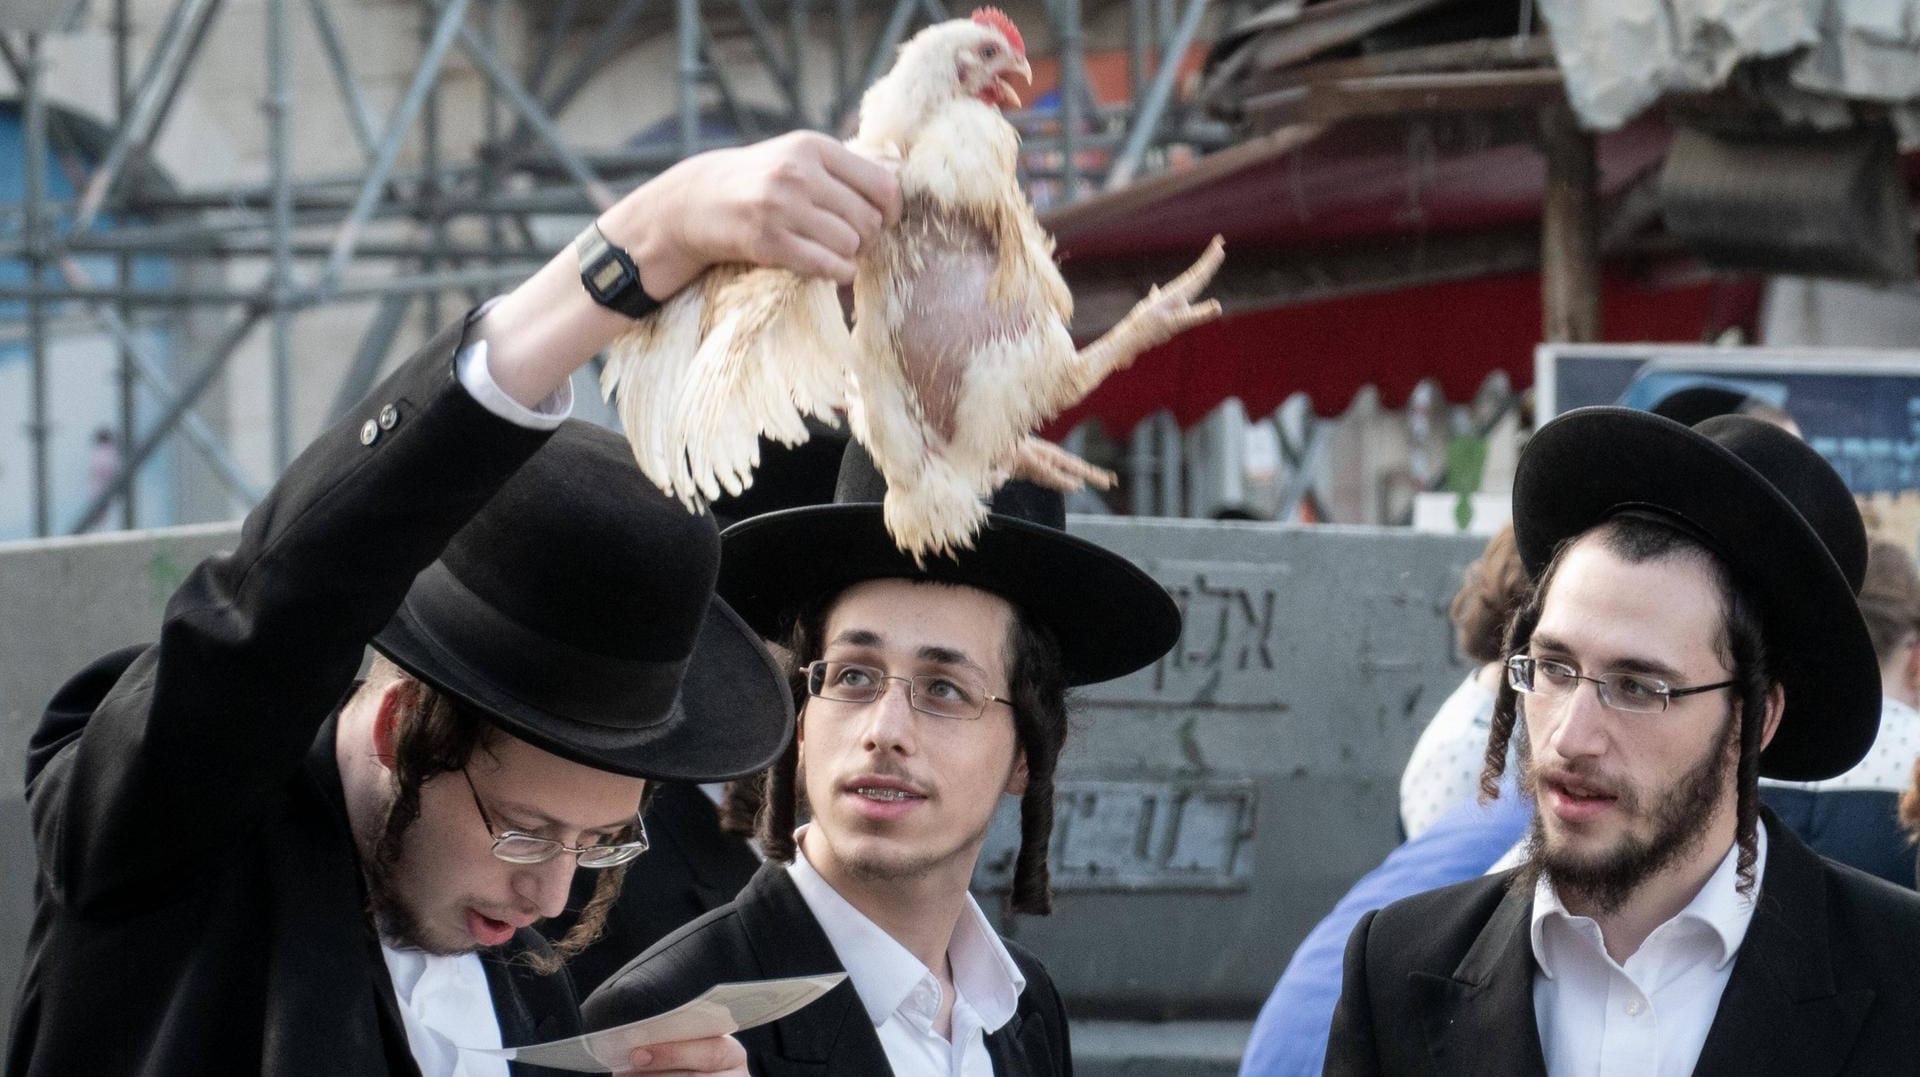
(717, 442, 1181, 686)
(707, 419, 850, 529)
(1648, 384, 1752, 427)
(373, 421, 793, 782)
(1514, 407, 1875, 781)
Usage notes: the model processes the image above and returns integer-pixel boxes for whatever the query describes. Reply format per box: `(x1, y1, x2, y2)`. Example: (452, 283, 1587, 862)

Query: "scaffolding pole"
(24, 33, 51, 537)
(268, 0, 295, 471)
(115, 0, 138, 526)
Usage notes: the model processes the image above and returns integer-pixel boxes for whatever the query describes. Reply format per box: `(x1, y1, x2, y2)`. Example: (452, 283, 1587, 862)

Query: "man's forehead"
(1535, 536, 1728, 666)
(468, 731, 647, 829)
(822, 579, 1014, 660)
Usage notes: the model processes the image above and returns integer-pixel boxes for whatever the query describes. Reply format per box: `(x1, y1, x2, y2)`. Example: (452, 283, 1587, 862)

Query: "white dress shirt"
(1399, 673, 1497, 839)
(376, 322, 572, 1077)
(788, 835, 1026, 1077)
(1530, 826, 1767, 1077)
(454, 318, 574, 430)
(380, 945, 509, 1077)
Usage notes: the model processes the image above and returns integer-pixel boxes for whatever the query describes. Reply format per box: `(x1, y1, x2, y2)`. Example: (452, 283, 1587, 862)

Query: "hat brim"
(374, 582, 793, 782)
(718, 504, 1180, 686)
(1515, 407, 1877, 781)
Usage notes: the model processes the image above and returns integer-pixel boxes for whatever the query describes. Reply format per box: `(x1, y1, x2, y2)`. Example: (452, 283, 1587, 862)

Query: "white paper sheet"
(458, 973, 844, 1073)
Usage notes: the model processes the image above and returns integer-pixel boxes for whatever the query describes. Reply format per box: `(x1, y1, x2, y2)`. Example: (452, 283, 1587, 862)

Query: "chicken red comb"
(971, 7, 1025, 56)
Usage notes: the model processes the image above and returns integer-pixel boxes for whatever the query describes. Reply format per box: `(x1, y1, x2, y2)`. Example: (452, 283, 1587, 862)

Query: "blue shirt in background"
(1238, 782, 1532, 1077)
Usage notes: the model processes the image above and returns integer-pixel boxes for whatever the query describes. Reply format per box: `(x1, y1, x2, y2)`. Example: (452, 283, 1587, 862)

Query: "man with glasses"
(11, 132, 898, 1077)
(581, 443, 1181, 1075)
(1325, 408, 1920, 1074)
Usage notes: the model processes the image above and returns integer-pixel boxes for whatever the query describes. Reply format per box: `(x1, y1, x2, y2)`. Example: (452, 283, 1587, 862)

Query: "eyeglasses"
(802, 659, 1012, 721)
(1505, 655, 1736, 715)
(461, 768, 648, 869)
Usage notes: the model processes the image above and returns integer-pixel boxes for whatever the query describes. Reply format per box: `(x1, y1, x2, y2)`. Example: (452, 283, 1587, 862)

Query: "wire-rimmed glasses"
(801, 659, 1012, 721)
(461, 768, 648, 868)
(1505, 654, 1736, 715)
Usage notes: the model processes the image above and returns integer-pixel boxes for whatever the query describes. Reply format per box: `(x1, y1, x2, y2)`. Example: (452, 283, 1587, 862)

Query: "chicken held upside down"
(604, 7, 1223, 560)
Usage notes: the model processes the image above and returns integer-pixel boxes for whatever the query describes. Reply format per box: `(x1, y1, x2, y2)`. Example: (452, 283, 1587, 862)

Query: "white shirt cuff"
(454, 299, 574, 431)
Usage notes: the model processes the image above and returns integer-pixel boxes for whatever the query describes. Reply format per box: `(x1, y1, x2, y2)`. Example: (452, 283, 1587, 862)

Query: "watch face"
(590, 258, 630, 296)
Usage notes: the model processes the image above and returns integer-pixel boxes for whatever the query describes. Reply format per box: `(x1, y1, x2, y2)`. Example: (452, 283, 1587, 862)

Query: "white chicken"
(604, 7, 1224, 560)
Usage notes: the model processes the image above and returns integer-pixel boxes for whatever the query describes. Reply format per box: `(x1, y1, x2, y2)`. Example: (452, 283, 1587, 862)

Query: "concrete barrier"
(0, 517, 1484, 1057)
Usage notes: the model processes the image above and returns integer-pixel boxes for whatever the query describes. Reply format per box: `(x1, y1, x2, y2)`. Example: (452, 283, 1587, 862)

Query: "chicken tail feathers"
(604, 267, 852, 512)
(882, 451, 991, 567)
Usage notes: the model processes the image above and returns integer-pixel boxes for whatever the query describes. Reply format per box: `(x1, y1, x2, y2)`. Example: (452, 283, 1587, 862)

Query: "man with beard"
(1324, 408, 1920, 1075)
(9, 132, 899, 1077)
(580, 444, 1181, 1075)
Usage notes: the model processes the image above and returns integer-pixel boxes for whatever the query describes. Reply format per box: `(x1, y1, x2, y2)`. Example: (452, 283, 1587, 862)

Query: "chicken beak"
(994, 56, 1031, 109)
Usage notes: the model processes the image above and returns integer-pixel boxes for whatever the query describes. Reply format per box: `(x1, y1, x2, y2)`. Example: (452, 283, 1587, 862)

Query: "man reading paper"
(7, 132, 900, 1077)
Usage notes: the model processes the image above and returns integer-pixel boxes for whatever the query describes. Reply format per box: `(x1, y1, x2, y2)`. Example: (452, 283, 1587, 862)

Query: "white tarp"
(1539, 0, 1920, 134)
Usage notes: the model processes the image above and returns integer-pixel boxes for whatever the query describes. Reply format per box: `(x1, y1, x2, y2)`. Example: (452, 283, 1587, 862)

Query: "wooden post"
(1540, 103, 1601, 343)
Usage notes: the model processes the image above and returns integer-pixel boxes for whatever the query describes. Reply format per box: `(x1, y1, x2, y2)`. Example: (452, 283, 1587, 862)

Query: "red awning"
(1046, 115, 1672, 261)
(1044, 269, 1743, 439)
(1037, 113, 1754, 435)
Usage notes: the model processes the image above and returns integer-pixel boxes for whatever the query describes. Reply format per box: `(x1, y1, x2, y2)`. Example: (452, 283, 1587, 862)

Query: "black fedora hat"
(1648, 384, 1752, 427)
(1513, 407, 1875, 781)
(717, 442, 1180, 686)
(707, 419, 849, 529)
(373, 421, 793, 782)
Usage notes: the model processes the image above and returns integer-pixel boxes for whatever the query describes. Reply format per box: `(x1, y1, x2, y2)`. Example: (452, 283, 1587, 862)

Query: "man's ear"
(1755, 681, 1786, 752)
(1005, 747, 1028, 797)
(370, 678, 420, 770)
(1902, 640, 1920, 701)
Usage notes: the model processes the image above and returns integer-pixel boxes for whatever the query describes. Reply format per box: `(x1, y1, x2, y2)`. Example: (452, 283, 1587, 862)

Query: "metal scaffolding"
(1, 0, 1236, 537)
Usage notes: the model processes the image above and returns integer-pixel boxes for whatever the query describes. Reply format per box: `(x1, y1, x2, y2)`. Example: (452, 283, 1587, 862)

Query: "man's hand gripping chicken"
(603, 7, 1224, 561)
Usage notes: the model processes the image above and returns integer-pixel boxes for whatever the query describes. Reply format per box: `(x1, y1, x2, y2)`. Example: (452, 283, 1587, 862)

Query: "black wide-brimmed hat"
(707, 419, 849, 529)
(1648, 384, 1752, 427)
(717, 443, 1181, 686)
(373, 421, 793, 781)
(1514, 407, 1875, 781)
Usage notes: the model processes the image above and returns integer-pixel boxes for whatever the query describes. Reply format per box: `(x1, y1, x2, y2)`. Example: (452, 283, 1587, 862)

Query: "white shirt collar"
(787, 829, 1026, 1033)
(379, 943, 507, 1077)
(1530, 822, 1767, 977)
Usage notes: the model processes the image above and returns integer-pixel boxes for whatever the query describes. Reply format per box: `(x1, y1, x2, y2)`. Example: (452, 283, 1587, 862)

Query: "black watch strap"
(573, 222, 661, 320)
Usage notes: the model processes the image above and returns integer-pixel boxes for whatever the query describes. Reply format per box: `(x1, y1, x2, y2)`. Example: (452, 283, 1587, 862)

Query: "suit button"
(360, 419, 379, 446)
(378, 404, 399, 430)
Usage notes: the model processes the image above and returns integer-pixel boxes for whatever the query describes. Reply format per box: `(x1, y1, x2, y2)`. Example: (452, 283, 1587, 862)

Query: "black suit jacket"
(582, 863, 1071, 1076)
(547, 781, 761, 995)
(6, 322, 583, 1077)
(1324, 813, 1920, 1075)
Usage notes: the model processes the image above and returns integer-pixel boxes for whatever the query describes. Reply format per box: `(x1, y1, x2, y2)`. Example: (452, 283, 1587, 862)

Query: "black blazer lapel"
(482, 932, 584, 1077)
(734, 864, 894, 1077)
(1408, 887, 1548, 1076)
(985, 1008, 1057, 1077)
(1691, 819, 1873, 1077)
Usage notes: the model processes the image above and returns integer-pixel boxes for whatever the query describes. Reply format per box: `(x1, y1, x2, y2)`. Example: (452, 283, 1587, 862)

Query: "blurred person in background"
(1241, 528, 1533, 1076)
(1647, 383, 1802, 437)
(1905, 759, 1920, 886)
(1240, 780, 1530, 1077)
(1761, 539, 1920, 888)
(1399, 524, 1527, 840)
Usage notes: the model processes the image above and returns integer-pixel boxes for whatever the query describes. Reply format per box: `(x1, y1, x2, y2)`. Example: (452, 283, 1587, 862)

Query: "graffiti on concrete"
(975, 779, 1257, 892)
